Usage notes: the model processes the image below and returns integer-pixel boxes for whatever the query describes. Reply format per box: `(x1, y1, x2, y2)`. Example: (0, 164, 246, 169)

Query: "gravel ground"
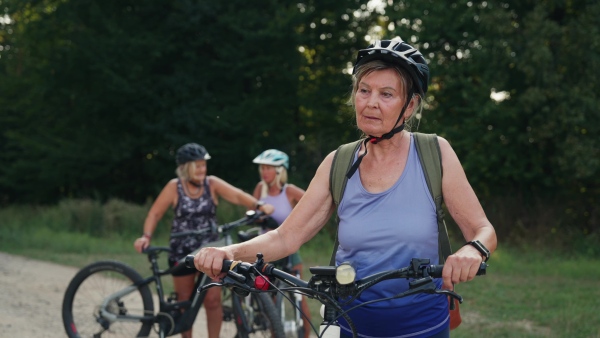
(0, 251, 209, 338)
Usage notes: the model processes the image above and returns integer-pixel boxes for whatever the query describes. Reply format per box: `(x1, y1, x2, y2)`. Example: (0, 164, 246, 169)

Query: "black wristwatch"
(255, 200, 265, 210)
(465, 240, 490, 262)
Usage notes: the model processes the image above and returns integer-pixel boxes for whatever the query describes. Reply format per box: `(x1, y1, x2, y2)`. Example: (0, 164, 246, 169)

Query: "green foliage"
(379, 0, 600, 237)
(1, 1, 598, 242)
(0, 1, 290, 201)
(0, 198, 170, 240)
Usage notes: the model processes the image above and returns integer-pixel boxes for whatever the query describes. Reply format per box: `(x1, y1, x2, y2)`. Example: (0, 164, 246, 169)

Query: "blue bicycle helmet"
(252, 149, 289, 169)
(175, 143, 211, 165)
(353, 38, 429, 96)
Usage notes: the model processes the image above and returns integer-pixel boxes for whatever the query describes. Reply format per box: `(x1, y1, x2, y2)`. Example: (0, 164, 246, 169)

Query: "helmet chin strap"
(346, 91, 414, 179)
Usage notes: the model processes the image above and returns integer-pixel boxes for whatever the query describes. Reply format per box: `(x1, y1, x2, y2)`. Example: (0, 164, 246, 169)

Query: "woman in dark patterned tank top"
(133, 143, 274, 338)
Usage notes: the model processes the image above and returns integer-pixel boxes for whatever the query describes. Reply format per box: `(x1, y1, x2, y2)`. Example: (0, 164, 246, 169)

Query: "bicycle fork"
(233, 294, 255, 333)
(319, 304, 341, 338)
(286, 292, 304, 334)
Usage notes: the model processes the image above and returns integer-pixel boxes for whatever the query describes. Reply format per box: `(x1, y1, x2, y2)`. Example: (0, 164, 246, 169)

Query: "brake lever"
(221, 275, 254, 297)
(433, 289, 464, 304)
(227, 270, 247, 283)
(199, 282, 223, 293)
(405, 277, 465, 304)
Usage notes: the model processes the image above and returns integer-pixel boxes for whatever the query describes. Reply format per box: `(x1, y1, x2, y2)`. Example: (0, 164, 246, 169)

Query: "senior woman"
(193, 39, 497, 338)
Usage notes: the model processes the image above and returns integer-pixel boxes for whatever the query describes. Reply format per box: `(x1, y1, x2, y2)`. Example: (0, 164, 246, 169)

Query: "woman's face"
(189, 160, 207, 183)
(259, 164, 277, 184)
(354, 68, 412, 137)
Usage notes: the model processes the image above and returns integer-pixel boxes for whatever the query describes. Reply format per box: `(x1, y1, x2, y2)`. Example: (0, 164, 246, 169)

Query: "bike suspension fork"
(319, 304, 341, 338)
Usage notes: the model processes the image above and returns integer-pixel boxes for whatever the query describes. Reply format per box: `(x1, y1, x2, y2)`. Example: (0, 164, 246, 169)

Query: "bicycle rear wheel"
(221, 288, 285, 338)
(62, 260, 154, 338)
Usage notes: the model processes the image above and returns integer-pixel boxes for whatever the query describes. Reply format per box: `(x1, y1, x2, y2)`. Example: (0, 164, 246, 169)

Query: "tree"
(0, 0, 375, 203)
(376, 0, 600, 234)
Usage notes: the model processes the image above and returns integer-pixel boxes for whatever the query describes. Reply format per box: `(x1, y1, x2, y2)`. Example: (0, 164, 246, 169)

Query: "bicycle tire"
(62, 260, 154, 338)
(275, 291, 305, 338)
(222, 288, 285, 338)
(221, 286, 239, 337)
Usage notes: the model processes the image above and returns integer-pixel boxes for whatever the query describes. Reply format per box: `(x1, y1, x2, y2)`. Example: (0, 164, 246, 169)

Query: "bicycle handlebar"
(171, 210, 266, 239)
(184, 254, 487, 298)
(185, 254, 488, 338)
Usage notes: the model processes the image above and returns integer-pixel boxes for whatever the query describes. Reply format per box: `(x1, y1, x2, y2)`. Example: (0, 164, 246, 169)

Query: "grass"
(1, 199, 599, 337)
(449, 250, 600, 338)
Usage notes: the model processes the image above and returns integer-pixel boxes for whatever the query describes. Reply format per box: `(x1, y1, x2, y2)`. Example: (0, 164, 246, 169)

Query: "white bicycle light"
(335, 262, 356, 285)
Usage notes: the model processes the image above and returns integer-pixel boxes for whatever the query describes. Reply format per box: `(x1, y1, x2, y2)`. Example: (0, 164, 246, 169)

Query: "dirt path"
(0, 252, 209, 338)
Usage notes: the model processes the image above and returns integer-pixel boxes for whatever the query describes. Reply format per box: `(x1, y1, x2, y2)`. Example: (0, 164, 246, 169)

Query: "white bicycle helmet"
(252, 149, 289, 169)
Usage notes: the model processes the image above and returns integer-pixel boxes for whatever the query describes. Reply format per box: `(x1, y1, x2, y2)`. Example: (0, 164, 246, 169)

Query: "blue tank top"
(260, 184, 293, 225)
(336, 134, 448, 337)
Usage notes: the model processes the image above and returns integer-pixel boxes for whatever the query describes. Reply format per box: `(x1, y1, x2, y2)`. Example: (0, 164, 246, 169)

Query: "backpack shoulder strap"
(328, 139, 363, 265)
(330, 140, 363, 207)
(413, 132, 453, 262)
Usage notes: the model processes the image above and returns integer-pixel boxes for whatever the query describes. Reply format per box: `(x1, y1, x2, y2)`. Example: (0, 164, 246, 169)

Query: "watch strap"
(465, 240, 490, 262)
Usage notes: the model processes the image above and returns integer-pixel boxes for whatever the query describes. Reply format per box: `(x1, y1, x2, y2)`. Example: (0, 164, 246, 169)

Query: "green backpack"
(328, 132, 453, 265)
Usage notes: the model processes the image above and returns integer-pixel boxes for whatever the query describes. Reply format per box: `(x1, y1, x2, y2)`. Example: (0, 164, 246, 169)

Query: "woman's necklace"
(186, 180, 203, 196)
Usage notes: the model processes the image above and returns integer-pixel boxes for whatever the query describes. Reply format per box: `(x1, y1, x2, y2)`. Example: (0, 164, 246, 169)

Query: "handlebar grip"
(185, 256, 237, 272)
(427, 263, 487, 278)
(185, 255, 196, 269)
(477, 263, 487, 275)
(221, 260, 233, 272)
(427, 265, 444, 278)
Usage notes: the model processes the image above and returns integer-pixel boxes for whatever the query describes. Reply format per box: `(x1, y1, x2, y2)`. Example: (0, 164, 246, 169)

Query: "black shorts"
(169, 258, 198, 277)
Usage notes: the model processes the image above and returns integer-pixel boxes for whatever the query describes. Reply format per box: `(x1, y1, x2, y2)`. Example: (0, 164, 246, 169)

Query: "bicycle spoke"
(63, 261, 154, 338)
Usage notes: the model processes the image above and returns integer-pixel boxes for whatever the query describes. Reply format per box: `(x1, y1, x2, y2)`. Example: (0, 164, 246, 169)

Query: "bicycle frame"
(63, 210, 282, 338)
(133, 245, 220, 336)
(155, 210, 272, 336)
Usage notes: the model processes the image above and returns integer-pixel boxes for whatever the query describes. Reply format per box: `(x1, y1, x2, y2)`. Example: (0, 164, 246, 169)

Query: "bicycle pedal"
(167, 291, 178, 303)
(222, 305, 234, 321)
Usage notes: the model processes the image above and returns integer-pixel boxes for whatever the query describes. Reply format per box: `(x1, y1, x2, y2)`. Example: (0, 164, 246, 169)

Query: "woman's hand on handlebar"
(193, 246, 234, 280)
(442, 246, 487, 289)
(133, 236, 150, 253)
(259, 203, 275, 215)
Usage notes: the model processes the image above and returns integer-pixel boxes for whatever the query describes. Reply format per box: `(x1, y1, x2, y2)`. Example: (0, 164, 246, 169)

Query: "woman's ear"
(404, 95, 420, 120)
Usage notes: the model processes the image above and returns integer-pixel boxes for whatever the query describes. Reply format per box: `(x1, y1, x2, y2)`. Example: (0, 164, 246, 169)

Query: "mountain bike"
(185, 254, 488, 338)
(238, 227, 308, 338)
(61, 210, 285, 338)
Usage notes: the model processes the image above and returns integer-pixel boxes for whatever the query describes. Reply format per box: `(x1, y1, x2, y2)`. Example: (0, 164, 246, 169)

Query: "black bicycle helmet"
(175, 143, 211, 165)
(345, 39, 430, 179)
(353, 39, 429, 96)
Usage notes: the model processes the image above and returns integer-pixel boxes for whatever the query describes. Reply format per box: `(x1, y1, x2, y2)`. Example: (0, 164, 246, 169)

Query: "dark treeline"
(1, 0, 598, 246)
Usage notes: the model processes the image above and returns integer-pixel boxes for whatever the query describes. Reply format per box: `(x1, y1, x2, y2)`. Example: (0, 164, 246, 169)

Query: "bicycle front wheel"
(62, 260, 154, 338)
(222, 288, 285, 338)
(275, 291, 306, 338)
